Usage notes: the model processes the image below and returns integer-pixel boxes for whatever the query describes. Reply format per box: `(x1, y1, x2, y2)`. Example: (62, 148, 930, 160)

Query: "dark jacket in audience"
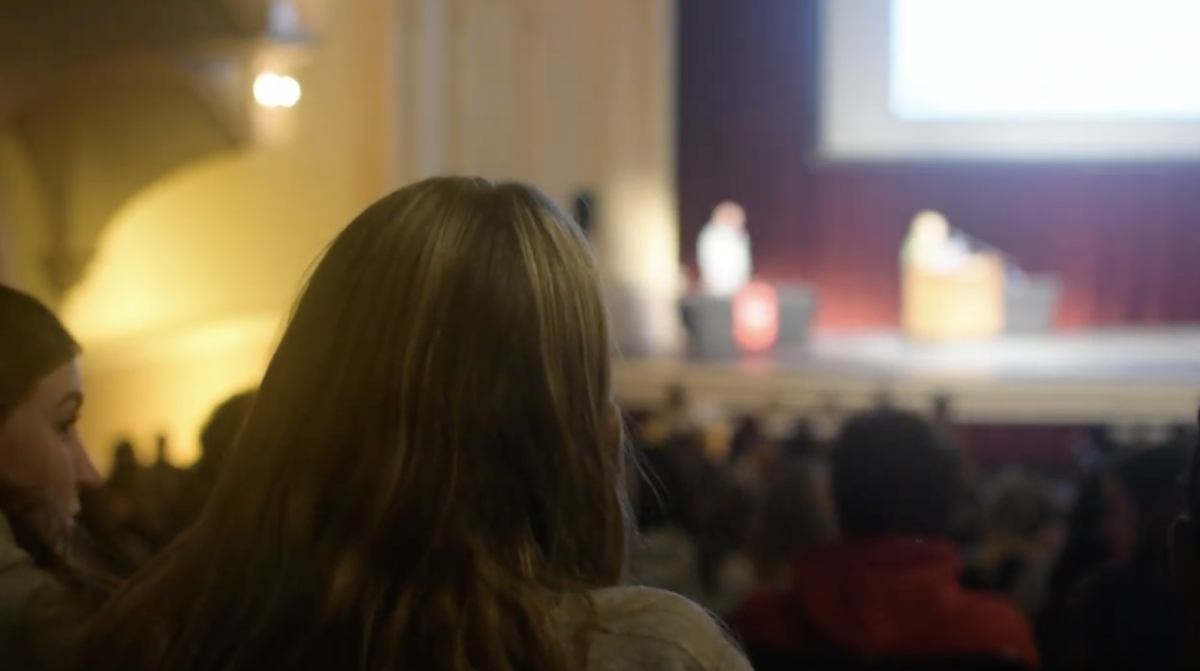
(1069, 560, 1190, 669)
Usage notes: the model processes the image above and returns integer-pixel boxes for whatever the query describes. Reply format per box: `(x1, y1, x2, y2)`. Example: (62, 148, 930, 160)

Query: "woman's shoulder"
(0, 513, 26, 566)
(0, 512, 69, 612)
(0, 512, 72, 663)
(0, 512, 55, 605)
(583, 587, 752, 671)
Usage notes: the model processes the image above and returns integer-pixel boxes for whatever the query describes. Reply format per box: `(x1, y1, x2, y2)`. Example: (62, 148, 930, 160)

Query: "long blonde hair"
(80, 178, 629, 671)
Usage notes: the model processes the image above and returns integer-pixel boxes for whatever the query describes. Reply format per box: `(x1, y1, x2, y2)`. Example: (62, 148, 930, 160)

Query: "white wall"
(56, 0, 679, 470)
(0, 129, 55, 301)
(392, 0, 681, 355)
(59, 0, 393, 470)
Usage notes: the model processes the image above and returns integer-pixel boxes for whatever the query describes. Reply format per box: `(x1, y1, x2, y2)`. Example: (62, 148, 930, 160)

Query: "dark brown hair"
(80, 178, 630, 671)
(831, 409, 960, 539)
(0, 285, 78, 421)
(753, 457, 834, 579)
(0, 284, 79, 568)
(0, 285, 104, 668)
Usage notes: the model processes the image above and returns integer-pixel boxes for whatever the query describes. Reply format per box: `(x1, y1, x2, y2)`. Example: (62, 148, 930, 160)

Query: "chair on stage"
(1005, 273, 1062, 335)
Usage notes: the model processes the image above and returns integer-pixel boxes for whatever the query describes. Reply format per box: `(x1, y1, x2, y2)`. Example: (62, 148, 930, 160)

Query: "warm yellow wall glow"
(79, 315, 280, 472)
(53, 0, 680, 464)
(393, 0, 680, 354)
(0, 129, 55, 301)
(60, 0, 392, 466)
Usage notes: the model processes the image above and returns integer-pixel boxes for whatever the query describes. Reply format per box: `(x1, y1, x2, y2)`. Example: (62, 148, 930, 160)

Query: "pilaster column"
(395, 0, 453, 181)
(591, 0, 681, 356)
(389, 0, 681, 355)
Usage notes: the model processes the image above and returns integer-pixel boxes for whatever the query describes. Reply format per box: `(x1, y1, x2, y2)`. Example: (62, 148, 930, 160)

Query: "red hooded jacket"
(734, 537, 1040, 668)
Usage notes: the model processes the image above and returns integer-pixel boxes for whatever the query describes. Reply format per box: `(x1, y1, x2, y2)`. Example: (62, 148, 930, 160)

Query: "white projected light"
(891, 0, 1200, 120)
(254, 72, 302, 109)
(819, 0, 1200, 161)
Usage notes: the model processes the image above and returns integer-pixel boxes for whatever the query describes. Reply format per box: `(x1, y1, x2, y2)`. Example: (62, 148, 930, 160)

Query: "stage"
(613, 327, 1200, 426)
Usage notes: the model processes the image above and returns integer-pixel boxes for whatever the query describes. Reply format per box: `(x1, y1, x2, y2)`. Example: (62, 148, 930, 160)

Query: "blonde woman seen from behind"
(78, 178, 751, 671)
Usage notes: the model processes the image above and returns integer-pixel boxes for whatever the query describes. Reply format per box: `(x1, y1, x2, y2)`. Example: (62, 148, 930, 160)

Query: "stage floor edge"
(613, 327, 1200, 425)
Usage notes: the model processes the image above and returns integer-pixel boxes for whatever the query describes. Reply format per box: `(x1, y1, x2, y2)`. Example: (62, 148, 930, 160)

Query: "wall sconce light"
(253, 72, 302, 108)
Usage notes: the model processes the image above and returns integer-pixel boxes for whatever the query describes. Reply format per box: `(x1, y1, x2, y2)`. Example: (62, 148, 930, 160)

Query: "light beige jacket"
(3, 519, 750, 671)
(568, 587, 752, 671)
(0, 513, 72, 669)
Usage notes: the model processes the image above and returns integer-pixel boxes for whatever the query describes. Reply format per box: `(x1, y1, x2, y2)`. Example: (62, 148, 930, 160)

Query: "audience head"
(153, 435, 170, 466)
(0, 284, 99, 566)
(635, 437, 705, 534)
(872, 388, 895, 409)
(196, 390, 256, 477)
(830, 408, 960, 539)
(985, 469, 1059, 543)
(570, 189, 594, 238)
(1101, 442, 1188, 566)
(779, 419, 822, 459)
(172, 391, 259, 531)
(728, 414, 765, 464)
(84, 177, 625, 671)
(931, 393, 953, 424)
(1046, 470, 1111, 600)
(665, 383, 688, 414)
(1172, 409, 1200, 606)
(754, 458, 835, 580)
(109, 441, 137, 475)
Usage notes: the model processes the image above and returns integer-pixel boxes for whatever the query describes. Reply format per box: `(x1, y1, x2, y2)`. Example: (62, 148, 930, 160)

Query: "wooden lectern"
(902, 253, 1005, 342)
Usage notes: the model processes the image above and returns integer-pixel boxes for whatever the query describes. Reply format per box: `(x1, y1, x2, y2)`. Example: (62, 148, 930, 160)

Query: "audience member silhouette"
(734, 408, 1040, 670)
(1036, 468, 1109, 667)
(750, 456, 835, 587)
(1064, 443, 1192, 668)
(1170, 409, 1200, 664)
(78, 440, 151, 572)
(631, 436, 707, 604)
(176, 391, 257, 531)
(963, 470, 1062, 618)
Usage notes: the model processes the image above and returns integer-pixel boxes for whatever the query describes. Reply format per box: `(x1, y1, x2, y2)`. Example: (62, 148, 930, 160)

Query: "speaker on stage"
(680, 283, 817, 359)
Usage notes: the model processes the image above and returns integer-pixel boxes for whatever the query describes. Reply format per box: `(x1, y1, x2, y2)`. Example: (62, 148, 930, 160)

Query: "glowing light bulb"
(253, 72, 302, 109)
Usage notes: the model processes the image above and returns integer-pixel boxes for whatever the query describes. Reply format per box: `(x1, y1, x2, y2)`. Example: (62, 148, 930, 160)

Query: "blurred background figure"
(631, 435, 708, 605)
(1059, 443, 1191, 669)
(571, 189, 595, 240)
(697, 201, 751, 297)
(176, 390, 256, 531)
(734, 409, 1040, 669)
(80, 440, 152, 571)
(964, 469, 1064, 619)
(750, 457, 835, 588)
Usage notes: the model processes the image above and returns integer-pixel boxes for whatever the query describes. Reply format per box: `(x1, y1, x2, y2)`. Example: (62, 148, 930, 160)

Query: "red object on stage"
(734, 282, 779, 351)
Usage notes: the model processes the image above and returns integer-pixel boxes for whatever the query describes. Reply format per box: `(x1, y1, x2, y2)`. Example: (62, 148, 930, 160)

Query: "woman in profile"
(0, 285, 104, 668)
(80, 177, 750, 671)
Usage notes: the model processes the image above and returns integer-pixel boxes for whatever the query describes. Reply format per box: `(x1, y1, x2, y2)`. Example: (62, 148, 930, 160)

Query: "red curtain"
(679, 0, 1200, 330)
